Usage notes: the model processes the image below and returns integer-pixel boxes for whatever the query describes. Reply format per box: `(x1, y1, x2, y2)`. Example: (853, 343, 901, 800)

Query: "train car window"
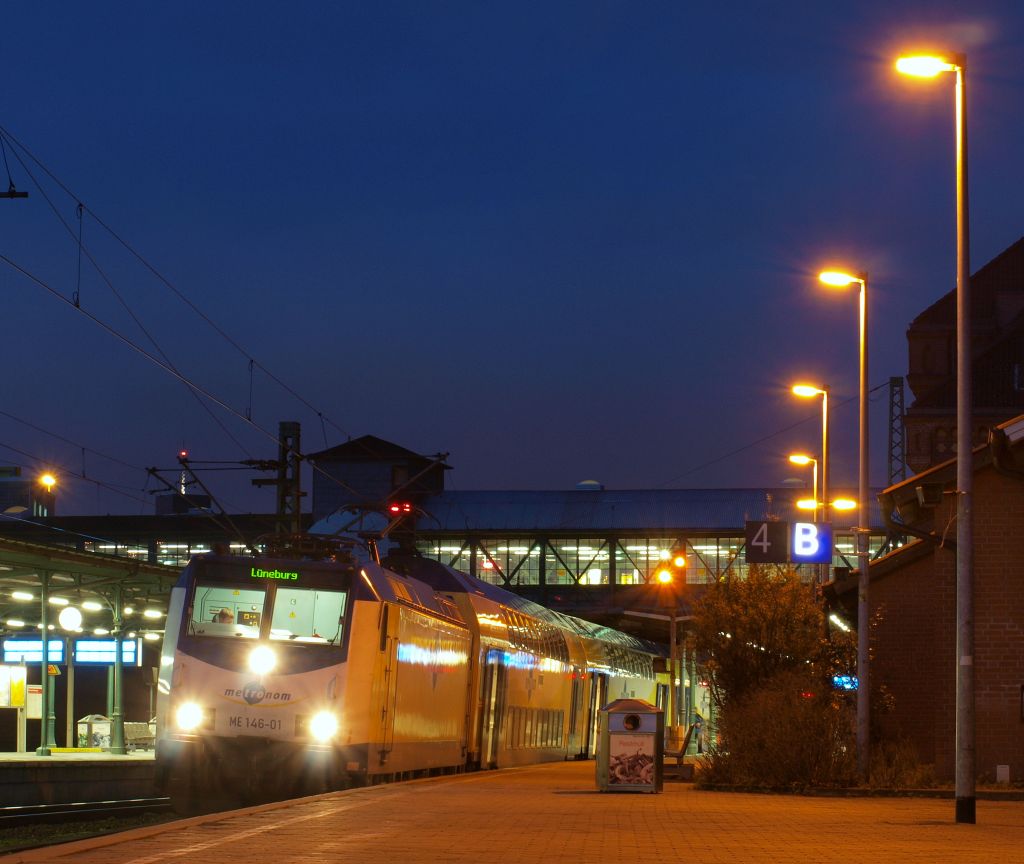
(269, 587, 347, 644)
(190, 584, 265, 638)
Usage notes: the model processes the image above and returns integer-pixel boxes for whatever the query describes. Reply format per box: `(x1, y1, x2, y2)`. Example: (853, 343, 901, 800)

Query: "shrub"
(697, 667, 857, 789)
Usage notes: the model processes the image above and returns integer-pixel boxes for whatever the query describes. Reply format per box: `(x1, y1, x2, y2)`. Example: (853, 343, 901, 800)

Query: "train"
(154, 544, 666, 809)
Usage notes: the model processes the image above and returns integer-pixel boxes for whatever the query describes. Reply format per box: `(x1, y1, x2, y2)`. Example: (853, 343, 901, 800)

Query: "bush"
(697, 668, 857, 790)
(870, 739, 936, 789)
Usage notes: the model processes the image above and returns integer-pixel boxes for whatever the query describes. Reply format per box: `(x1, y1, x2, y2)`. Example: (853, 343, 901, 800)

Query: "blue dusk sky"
(3, 2, 1024, 515)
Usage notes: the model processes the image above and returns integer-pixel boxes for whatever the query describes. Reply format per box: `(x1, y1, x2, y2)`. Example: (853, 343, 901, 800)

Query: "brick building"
(864, 414, 1024, 782)
(905, 236, 1024, 474)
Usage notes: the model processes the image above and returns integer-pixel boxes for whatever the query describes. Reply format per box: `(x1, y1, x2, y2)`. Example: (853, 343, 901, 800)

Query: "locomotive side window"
(269, 588, 347, 644)
(190, 584, 266, 638)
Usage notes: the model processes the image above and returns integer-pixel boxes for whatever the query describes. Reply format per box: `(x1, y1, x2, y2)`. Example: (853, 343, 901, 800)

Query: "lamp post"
(819, 269, 870, 780)
(792, 384, 830, 581)
(655, 550, 686, 732)
(896, 52, 974, 824)
(788, 454, 818, 523)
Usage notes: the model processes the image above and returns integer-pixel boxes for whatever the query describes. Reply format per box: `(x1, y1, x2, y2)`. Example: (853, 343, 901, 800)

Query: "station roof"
(414, 488, 884, 534)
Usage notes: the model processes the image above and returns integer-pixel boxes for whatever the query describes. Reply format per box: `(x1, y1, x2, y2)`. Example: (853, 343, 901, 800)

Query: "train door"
(584, 672, 608, 758)
(480, 651, 507, 768)
(567, 669, 587, 759)
(379, 604, 400, 763)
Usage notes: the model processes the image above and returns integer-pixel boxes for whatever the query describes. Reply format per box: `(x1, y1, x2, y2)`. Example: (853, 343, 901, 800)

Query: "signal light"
(388, 502, 413, 514)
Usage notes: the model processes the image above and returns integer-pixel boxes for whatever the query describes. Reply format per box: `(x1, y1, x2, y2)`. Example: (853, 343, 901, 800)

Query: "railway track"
(0, 797, 177, 856)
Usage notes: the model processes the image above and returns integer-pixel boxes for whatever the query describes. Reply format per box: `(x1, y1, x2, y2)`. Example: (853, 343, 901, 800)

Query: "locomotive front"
(155, 555, 355, 807)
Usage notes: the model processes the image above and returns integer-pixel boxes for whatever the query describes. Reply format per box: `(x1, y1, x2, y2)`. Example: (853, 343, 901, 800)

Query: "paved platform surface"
(5, 760, 1023, 863)
(0, 751, 153, 764)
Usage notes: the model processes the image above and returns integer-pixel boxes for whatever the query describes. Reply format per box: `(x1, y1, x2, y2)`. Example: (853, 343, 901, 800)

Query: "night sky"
(3, 3, 1024, 516)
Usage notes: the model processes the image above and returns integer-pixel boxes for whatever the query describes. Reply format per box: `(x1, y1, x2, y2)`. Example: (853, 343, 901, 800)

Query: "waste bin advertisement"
(608, 733, 656, 785)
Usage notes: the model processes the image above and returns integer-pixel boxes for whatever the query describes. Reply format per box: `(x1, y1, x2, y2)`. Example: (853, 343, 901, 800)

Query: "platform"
(0, 751, 155, 807)
(5, 760, 1024, 863)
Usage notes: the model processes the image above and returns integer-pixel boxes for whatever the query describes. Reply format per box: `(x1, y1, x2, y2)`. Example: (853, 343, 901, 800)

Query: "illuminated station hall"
(0, 434, 886, 756)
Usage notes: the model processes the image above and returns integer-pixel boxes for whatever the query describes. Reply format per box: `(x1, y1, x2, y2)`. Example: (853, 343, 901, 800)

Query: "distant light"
(796, 499, 818, 511)
(788, 454, 813, 466)
(48, 596, 69, 606)
(672, 555, 686, 568)
(93, 627, 110, 636)
(832, 498, 857, 511)
(11, 591, 33, 602)
(5, 619, 25, 628)
(82, 601, 103, 612)
(143, 632, 160, 641)
(655, 568, 673, 584)
(123, 606, 134, 615)
(896, 56, 955, 78)
(829, 613, 851, 633)
(39, 473, 56, 491)
(143, 608, 163, 619)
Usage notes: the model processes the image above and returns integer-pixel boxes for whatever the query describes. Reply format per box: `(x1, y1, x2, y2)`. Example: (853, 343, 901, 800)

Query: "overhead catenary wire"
(2, 136, 254, 459)
(0, 125, 353, 443)
(0, 252, 362, 500)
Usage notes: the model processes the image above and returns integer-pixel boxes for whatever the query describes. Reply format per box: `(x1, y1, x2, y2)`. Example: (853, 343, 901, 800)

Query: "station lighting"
(82, 601, 103, 612)
(57, 607, 83, 631)
(143, 609, 163, 619)
(123, 606, 134, 616)
(5, 619, 24, 628)
(47, 596, 69, 606)
(143, 633, 160, 641)
(38, 473, 56, 492)
(11, 591, 33, 602)
(93, 627, 110, 636)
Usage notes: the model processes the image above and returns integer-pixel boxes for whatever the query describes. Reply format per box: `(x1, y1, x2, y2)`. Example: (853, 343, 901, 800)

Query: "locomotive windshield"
(189, 580, 347, 645)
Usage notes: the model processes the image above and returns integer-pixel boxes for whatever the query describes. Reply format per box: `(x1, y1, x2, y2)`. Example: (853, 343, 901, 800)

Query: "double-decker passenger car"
(155, 548, 663, 810)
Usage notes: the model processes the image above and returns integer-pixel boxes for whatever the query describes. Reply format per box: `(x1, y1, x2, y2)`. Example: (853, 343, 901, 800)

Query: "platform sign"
(2, 639, 65, 665)
(73, 638, 141, 666)
(744, 520, 789, 563)
(790, 522, 833, 564)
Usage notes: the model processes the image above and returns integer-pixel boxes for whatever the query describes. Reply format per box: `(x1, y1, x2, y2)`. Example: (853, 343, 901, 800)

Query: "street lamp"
(897, 51, 974, 824)
(818, 268, 871, 781)
(788, 453, 818, 522)
(792, 383, 830, 580)
(655, 550, 686, 732)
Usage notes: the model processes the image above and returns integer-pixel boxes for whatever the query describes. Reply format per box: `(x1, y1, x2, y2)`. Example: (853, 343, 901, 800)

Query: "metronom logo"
(224, 683, 293, 706)
(250, 567, 299, 581)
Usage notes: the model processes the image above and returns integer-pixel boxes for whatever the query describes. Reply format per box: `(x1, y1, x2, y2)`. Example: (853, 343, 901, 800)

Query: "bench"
(663, 723, 696, 781)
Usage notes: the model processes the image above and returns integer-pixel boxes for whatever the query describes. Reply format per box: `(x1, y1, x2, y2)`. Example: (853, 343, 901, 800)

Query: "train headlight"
(309, 711, 338, 742)
(176, 702, 205, 732)
(248, 645, 277, 675)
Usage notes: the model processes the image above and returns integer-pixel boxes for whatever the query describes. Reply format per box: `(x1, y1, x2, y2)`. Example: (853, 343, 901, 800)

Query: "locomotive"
(154, 545, 664, 809)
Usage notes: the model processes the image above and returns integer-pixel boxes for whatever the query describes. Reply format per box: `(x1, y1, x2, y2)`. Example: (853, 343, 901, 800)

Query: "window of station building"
(478, 539, 539, 586)
(416, 541, 472, 572)
(615, 538, 686, 584)
(546, 538, 609, 585)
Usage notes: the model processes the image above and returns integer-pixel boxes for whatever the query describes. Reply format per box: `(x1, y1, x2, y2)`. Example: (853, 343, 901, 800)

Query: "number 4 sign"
(744, 520, 789, 564)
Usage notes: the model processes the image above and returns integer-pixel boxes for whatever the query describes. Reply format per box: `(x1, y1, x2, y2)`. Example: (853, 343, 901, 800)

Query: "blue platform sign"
(790, 522, 833, 564)
(2, 639, 65, 664)
(2, 638, 141, 666)
(74, 638, 141, 666)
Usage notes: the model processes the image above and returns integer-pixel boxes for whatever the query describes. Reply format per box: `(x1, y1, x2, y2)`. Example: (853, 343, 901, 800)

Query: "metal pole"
(35, 572, 53, 756)
(66, 639, 75, 748)
(669, 608, 677, 730)
(856, 275, 871, 781)
(821, 390, 830, 584)
(954, 55, 975, 825)
(110, 586, 126, 754)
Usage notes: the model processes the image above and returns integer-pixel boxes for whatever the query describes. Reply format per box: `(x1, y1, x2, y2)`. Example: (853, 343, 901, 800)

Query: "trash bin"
(76, 714, 112, 749)
(596, 698, 663, 793)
